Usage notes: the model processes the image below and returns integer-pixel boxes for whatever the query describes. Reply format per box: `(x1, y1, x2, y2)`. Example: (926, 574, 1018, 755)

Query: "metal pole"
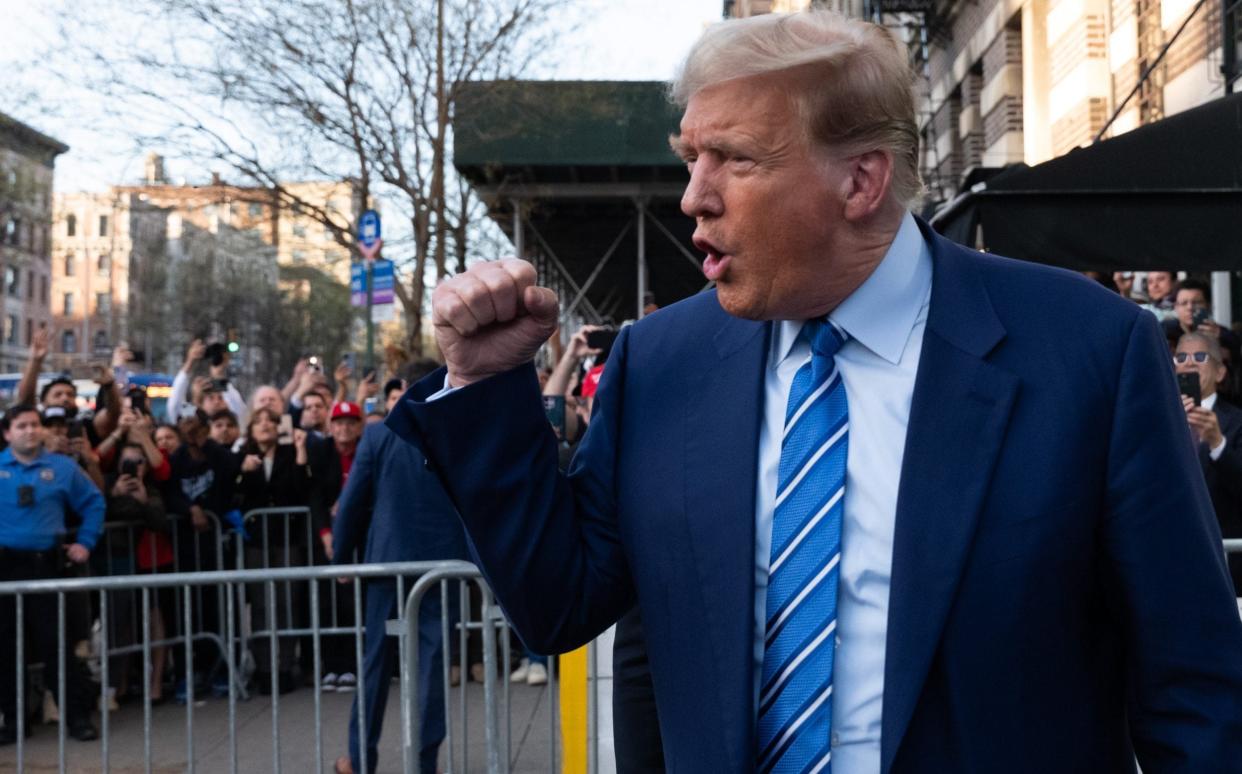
(512, 200, 524, 261)
(365, 258, 375, 372)
(1224, 0, 1238, 94)
(1212, 272, 1234, 328)
(636, 199, 648, 319)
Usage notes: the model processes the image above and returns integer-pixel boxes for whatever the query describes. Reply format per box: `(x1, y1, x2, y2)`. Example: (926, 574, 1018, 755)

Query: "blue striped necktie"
(757, 318, 849, 774)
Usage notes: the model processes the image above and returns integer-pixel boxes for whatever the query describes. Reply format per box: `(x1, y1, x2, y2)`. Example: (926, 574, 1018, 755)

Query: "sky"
(0, 0, 723, 194)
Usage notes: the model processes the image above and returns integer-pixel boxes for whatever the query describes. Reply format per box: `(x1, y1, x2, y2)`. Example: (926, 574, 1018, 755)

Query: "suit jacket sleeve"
(1103, 311, 1242, 766)
(332, 427, 377, 564)
(386, 327, 637, 654)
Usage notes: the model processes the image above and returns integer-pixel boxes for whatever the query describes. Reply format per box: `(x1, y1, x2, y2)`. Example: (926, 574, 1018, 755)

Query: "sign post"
(357, 210, 382, 372)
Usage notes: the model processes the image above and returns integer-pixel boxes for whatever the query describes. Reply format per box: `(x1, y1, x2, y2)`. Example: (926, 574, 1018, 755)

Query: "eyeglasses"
(1175, 300, 1208, 309)
(1174, 352, 1212, 364)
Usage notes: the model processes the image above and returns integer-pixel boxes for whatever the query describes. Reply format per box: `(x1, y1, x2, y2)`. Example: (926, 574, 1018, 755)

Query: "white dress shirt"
(754, 213, 932, 773)
(1201, 392, 1227, 460)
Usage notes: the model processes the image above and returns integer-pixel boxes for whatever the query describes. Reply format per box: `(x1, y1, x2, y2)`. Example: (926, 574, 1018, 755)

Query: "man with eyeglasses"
(1163, 277, 1240, 361)
(1175, 332, 1242, 597)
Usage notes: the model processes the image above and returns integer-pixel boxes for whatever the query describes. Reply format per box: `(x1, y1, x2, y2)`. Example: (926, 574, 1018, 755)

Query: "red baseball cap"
(330, 401, 362, 420)
(581, 364, 605, 398)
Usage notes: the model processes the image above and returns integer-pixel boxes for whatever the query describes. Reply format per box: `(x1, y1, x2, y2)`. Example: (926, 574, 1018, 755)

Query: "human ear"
(843, 149, 894, 221)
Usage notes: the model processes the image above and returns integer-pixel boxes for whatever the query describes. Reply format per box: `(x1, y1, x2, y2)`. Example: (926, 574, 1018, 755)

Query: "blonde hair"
(671, 10, 923, 206)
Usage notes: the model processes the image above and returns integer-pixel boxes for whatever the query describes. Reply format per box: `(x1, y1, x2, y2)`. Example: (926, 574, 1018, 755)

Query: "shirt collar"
(773, 212, 932, 366)
(0, 448, 45, 467)
(1204, 392, 1218, 411)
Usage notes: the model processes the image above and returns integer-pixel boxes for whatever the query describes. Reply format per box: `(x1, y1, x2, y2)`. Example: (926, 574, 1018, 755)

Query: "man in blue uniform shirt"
(0, 404, 105, 745)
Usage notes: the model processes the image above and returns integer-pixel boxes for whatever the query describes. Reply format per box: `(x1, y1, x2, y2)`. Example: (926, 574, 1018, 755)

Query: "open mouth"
(694, 235, 731, 281)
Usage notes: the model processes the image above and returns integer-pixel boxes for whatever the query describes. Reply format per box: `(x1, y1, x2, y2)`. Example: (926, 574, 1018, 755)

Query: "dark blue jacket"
(389, 224, 1242, 773)
(331, 422, 467, 565)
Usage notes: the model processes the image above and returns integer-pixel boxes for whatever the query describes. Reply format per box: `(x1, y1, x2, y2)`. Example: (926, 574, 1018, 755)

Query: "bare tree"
(42, 0, 567, 354)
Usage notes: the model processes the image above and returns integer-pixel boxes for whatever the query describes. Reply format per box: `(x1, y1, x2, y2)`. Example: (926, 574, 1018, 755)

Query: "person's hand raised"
(433, 258, 559, 387)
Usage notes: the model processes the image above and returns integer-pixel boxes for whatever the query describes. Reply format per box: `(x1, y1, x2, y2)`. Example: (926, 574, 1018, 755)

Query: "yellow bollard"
(559, 645, 589, 774)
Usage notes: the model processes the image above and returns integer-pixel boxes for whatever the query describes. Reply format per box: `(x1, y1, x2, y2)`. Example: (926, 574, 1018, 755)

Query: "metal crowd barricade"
(401, 564, 561, 774)
(0, 561, 462, 774)
(92, 509, 239, 739)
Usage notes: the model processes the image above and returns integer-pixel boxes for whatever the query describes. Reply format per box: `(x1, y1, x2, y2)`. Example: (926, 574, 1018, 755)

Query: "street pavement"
(0, 675, 559, 773)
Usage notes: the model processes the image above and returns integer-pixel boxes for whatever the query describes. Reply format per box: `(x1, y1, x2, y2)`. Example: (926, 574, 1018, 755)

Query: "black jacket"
(235, 444, 313, 546)
(1197, 397, 1242, 594)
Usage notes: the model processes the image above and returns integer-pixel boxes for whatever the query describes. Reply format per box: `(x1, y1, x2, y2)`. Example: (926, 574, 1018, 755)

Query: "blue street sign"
(351, 259, 395, 307)
(358, 210, 381, 248)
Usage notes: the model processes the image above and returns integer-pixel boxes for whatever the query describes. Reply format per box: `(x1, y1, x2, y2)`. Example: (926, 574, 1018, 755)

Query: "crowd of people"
(0, 323, 617, 773)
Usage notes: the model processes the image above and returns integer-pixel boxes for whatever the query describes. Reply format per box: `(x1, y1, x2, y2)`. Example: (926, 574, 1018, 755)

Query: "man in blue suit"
(386, 10, 1242, 774)
(330, 369, 468, 774)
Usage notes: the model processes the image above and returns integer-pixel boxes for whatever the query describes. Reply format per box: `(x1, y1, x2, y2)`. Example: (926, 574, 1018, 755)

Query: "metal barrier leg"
(311, 580, 323, 774)
(354, 577, 368, 774)
(268, 580, 281, 774)
(184, 585, 196, 773)
(57, 592, 66, 774)
(226, 580, 238, 774)
(100, 590, 110, 774)
(481, 585, 501, 774)
(142, 588, 152, 774)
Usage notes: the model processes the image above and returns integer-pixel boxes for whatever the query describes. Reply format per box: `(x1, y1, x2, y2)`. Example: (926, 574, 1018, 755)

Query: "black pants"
(613, 605, 666, 773)
(0, 548, 94, 729)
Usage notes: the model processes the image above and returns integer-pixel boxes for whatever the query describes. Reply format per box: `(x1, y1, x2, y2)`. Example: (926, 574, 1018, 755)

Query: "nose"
(680, 160, 723, 220)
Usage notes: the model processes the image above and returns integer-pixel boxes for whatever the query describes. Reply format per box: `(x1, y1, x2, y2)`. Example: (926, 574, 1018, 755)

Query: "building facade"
(917, 0, 1229, 203)
(52, 156, 363, 376)
(0, 112, 67, 374)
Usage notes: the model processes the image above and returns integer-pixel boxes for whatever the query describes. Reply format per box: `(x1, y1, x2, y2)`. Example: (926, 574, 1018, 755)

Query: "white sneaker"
(336, 673, 356, 692)
(526, 662, 548, 686)
(322, 672, 338, 692)
(510, 658, 530, 683)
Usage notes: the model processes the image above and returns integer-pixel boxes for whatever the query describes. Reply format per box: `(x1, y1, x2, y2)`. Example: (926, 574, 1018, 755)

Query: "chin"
(716, 285, 770, 321)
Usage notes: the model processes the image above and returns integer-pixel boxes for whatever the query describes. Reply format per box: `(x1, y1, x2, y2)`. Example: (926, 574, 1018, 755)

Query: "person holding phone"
(236, 408, 312, 694)
(1162, 279, 1241, 363)
(1175, 332, 1242, 596)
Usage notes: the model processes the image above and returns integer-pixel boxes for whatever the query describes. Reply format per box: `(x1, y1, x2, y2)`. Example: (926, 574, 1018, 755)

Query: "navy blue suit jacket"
(388, 226, 1242, 772)
(331, 422, 467, 565)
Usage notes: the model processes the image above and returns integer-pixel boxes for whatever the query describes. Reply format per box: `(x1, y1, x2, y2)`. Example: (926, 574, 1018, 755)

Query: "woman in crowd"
(236, 408, 312, 694)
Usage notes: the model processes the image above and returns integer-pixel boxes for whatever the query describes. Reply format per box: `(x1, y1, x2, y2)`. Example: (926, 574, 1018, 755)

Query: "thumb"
(523, 286, 560, 325)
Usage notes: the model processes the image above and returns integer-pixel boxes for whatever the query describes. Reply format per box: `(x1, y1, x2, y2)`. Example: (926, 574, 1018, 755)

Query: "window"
(63, 292, 74, 316)
(93, 330, 109, 352)
(66, 214, 76, 237)
(61, 329, 76, 353)
(24, 319, 32, 347)
(4, 218, 18, 246)
(5, 315, 17, 345)
(40, 276, 47, 305)
(291, 250, 306, 263)
(5, 266, 17, 298)
(64, 254, 75, 276)
(248, 202, 263, 217)
(26, 270, 33, 300)
(292, 223, 307, 238)
(98, 214, 109, 236)
(96, 292, 110, 315)
(97, 254, 110, 277)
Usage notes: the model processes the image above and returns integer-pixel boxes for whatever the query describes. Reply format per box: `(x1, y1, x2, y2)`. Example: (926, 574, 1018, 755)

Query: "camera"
(204, 342, 228, 367)
(1192, 308, 1211, 329)
(66, 418, 85, 439)
(120, 458, 141, 478)
(586, 328, 618, 352)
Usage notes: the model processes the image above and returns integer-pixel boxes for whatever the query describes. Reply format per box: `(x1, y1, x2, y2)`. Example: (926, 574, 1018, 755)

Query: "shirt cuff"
(1210, 437, 1227, 461)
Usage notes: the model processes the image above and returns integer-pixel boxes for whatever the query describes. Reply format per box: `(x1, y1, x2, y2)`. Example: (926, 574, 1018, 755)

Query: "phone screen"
(542, 396, 565, 437)
(278, 414, 294, 445)
(1177, 371, 1202, 406)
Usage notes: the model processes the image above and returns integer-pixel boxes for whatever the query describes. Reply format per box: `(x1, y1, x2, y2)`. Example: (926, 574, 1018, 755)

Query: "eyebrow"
(668, 134, 691, 160)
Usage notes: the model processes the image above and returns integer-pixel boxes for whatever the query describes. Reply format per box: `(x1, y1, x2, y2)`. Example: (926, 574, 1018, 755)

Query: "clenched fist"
(433, 259, 559, 387)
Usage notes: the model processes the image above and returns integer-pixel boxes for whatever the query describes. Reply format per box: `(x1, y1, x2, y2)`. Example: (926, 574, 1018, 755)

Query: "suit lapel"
(683, 301, 768, 764)
(881, 230, 1020, 773)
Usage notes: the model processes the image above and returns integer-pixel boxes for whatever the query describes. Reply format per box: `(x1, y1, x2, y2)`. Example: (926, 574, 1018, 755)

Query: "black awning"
(931, 93, 1242, 272)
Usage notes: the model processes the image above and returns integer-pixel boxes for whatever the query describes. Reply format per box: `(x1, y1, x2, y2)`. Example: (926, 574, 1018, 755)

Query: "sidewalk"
(0, 677, 558, 773)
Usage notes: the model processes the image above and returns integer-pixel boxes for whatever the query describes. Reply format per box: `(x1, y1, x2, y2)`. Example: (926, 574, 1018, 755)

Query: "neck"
(802, 208, 904, 319)
(257, 440, 276, 455)
(10, 446, 40, 465)
(336, 439, 357, 455)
